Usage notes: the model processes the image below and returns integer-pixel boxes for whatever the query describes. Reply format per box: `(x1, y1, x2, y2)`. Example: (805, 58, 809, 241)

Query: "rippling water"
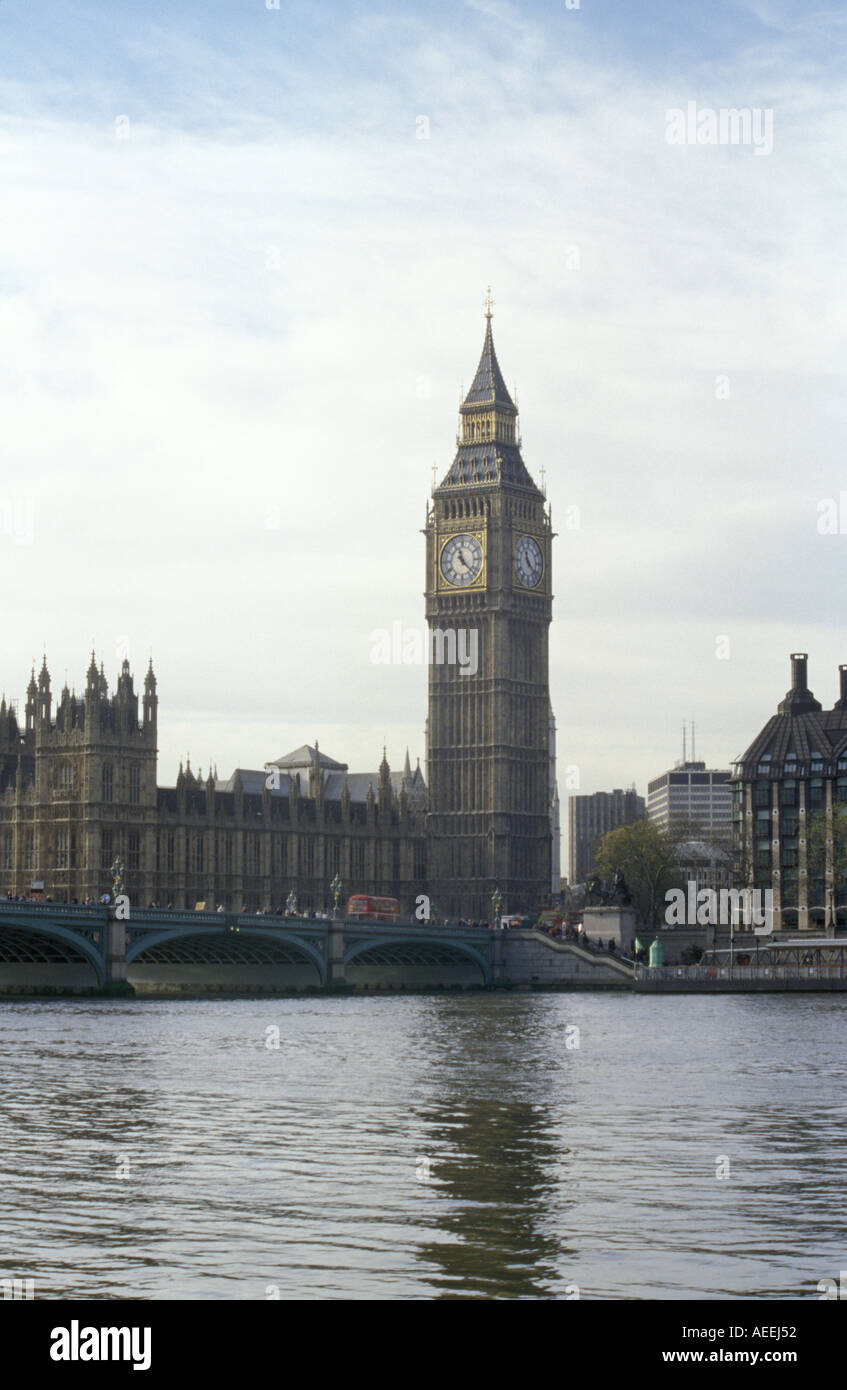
(1, 992, 845, 1299)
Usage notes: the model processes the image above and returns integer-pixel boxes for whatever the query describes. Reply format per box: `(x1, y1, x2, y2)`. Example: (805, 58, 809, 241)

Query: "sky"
(1, 0, 846, 875)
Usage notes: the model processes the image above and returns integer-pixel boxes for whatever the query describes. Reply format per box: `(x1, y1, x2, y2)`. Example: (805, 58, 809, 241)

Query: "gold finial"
(540, 465, 547, 497)
(485, 285, 494, 319)
(431, 461, 437, 491)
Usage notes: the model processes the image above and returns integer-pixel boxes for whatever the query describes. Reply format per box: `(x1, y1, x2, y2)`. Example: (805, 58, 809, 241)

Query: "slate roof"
(734, 662, 847, 774)
(439, 441, 539, 491)
(462, 316, 517, 411)
(270, 745, 347, 772)
(212, 754, 427, 805)
(438, 315, 541, 492)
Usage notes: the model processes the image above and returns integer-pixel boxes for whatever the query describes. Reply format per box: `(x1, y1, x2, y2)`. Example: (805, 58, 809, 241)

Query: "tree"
(806, 806, 847, 904)
(594, 819, 685, 929)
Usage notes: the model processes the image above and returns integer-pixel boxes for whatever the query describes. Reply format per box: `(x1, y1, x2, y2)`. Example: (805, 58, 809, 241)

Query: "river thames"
(1, 991, 845, 1300)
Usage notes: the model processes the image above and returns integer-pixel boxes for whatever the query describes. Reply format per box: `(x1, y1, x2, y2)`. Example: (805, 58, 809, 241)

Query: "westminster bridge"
(0, 901, 633, 995)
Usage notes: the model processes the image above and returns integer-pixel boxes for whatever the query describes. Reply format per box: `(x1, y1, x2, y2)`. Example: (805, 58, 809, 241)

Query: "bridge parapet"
(0, 906, 634, 993)
(497, 929, 635, 985)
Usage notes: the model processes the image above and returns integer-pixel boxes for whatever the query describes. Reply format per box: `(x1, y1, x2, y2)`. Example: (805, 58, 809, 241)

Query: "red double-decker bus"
(346, 895, 401, 922)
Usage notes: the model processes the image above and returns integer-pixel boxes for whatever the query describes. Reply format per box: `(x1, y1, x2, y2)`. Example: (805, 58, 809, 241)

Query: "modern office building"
(568, 787, 645, 884)
(647, 759, 732, 840)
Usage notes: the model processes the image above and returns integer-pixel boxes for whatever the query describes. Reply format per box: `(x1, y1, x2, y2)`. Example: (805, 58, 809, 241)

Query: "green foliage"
(594, 820, 685, 929)
(806, 806, 847, 888)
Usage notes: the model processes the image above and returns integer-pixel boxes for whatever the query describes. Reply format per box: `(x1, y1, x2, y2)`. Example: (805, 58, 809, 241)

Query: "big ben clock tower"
(425, 297, 553, 919)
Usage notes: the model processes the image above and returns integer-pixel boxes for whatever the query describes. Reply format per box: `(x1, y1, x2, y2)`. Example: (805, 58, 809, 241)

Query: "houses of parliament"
(0, 307, 560, 917)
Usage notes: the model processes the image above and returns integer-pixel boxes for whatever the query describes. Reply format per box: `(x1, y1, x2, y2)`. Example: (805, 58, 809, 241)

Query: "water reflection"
(406, 997, 575, 1298)
(1, 994, 846, 1298)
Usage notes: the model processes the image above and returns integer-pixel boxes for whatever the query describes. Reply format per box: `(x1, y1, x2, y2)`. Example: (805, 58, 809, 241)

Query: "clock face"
(515, 535, 543, 588)
(440, 533, 483, 587)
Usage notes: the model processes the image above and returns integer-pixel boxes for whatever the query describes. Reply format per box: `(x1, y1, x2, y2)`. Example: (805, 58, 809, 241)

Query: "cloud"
(0, 2, 845, 821)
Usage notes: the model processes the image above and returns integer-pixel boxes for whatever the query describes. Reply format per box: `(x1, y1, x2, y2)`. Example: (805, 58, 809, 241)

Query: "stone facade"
(0, 656, 428, 913)
(1, 307, 558, 922)
(568, 787, 645, 884)
(424, 307, 554, 918)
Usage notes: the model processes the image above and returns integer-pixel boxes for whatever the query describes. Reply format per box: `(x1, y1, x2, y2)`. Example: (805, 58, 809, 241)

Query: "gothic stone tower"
(425, 303, 553, 918)
(0, 653, 159, 903)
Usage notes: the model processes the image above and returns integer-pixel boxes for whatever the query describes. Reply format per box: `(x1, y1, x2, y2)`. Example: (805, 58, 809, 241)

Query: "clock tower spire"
(425, 300, 553, 919)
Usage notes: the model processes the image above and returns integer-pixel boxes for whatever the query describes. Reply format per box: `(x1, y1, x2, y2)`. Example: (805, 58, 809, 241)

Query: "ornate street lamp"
(330, 874, 343, 919)
(491, 887, 502, 925)
(109, 857, 125, 899)
(285, 890, 297, 917)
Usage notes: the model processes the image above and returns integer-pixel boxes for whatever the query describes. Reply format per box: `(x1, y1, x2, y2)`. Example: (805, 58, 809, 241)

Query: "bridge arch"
(126, 923, 327, 986)
(0, 914, 106, 987)
(343, 932, 491, 986)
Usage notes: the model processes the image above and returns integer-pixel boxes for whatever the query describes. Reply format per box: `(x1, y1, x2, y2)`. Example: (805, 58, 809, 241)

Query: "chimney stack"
(837, 664, 847, 710)
(790, 653, 808, 692)
(778, 652, 822, 714)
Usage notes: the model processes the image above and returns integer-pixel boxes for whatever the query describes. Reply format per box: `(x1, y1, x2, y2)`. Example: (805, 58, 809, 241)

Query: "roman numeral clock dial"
(440, 533, 483, 587)
(515, 534, 543, 588)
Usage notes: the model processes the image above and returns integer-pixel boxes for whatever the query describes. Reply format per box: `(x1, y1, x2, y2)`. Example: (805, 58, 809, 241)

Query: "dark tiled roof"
(463, 318, 516, 410)
(736, 706, 847, 771)
(439, 442, 539, 491)
(270, 745, 347, 771)
(214, 765, 427, 805)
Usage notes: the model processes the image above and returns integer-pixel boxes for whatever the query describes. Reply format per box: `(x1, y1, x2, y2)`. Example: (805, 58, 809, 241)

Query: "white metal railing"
(633, 962, 847, 982)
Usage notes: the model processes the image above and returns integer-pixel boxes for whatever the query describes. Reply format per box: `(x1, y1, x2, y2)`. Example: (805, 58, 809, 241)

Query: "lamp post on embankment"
(103, 857, 134, 997)
(327, 877, 346, 987)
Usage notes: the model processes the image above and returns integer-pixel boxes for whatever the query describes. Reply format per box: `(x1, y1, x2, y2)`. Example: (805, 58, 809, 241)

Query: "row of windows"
(1, 830, 423, 882)
(56, 830, 140, 872)
(52, 763, 141, 804)
(2, 830, 140, 873)
(442, 496, 490, 520)
(756, 759, 847, 776)
(753, 778, 847, 808)
(462, 416, 515, 444)
(153, 835, 414, 881)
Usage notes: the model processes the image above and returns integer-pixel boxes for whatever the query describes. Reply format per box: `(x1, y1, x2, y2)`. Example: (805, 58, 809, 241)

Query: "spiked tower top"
(461, 293, 517, 413)
(437, 295, 540, 493)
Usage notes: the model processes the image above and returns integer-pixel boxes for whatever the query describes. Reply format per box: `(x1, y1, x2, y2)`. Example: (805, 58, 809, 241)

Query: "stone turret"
(115, 658, 138, 732)
(37, 656, 51, 727)
(85, 651, 100, 734)
(25, 666, 37, 733)
(309, 741, 323, 804)
(143, 658, 158, 730)
(378, 746, 392, 816)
